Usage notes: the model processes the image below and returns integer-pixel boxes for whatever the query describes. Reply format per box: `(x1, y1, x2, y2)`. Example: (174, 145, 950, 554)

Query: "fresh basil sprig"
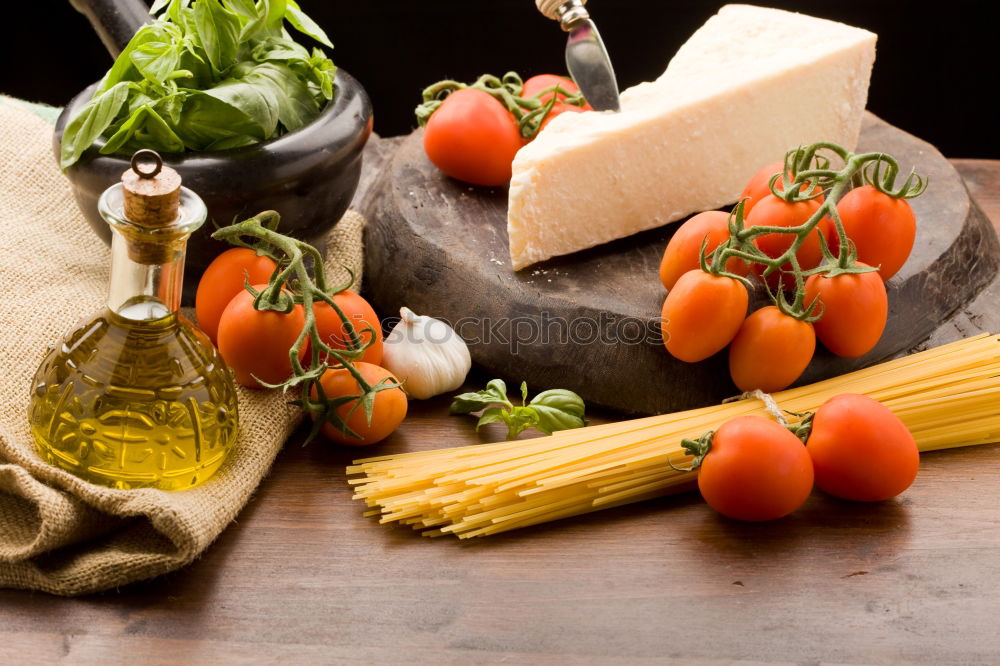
(450, 379, 587, 440)
(60, 0, 336, 169)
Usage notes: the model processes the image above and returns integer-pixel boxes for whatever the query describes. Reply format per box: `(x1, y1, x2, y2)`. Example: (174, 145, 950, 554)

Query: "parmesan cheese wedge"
(507, 4, 877, 270)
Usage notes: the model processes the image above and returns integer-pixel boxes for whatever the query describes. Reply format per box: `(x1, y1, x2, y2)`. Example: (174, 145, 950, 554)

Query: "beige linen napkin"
(0, 97, 364, 596)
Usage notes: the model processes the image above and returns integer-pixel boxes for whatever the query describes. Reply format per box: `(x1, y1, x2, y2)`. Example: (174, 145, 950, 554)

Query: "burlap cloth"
(0, 97, 365, 596)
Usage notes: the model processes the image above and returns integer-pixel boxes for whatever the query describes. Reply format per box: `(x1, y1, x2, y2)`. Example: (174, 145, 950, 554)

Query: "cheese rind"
(507, 4, 877, 271)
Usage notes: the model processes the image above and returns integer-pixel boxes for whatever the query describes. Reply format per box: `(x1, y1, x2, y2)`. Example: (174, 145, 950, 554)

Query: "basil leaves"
(60, 0, 335, 169)
(450, 379, 587, 440)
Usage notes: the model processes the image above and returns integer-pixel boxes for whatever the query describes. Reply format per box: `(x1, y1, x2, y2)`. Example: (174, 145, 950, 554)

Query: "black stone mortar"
(56, 0, 373, 294)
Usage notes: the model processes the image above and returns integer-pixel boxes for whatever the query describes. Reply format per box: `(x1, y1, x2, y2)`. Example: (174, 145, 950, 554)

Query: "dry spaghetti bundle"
(348, 335, 1000, 538)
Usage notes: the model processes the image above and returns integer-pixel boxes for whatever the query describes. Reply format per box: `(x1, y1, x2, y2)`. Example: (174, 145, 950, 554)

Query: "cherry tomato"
(739, 161, 823, 216)
(521, 74, 591, 108)
(729, 306, 816, 392)
(697, 415, 814, 521)
(195, 248, 278, 344)
(659, 211, 749, 290)
(746, 194, 831, 290)
(805, 266, 887, 358)
(311, 291, 383, 366)
(662, 270, 748, 362)
(522, 75, 592, 132)
(217, 284, 308, 388)
(312, 362, 408, 446)
(423, 88, 524, 187)
(830, 185, 917, 281)
(806, 393, 919, 501)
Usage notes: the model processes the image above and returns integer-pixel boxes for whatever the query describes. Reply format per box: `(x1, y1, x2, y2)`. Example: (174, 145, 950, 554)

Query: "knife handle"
(536, 0, 590, 28)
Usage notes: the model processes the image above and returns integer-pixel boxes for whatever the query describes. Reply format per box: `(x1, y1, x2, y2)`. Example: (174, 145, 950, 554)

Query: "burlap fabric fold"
(0, 97, 365, 596)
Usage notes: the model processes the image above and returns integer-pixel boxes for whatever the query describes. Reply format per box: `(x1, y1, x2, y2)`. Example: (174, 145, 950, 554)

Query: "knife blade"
(536, 0, 620, 112)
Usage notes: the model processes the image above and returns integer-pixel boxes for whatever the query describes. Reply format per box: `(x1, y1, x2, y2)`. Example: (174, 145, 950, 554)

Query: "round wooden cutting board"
(361, 113, 1000, 414)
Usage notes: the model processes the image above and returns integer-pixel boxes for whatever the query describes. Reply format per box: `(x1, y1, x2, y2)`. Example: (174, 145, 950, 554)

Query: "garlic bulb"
(381, 307, 471, 399)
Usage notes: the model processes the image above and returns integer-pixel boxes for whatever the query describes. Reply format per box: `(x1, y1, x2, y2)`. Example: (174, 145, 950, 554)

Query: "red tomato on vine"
(661, 270, 748, 362)
(312, 362, 408, 446)
(311, 291, 383, 366)
(746, 195, 831, 290)
(728, 306, 816, 392)
(216, 285, 308, 389)
(806, 393, 919, 502)
(830, 185, 917, 281)
(423, 88, 524, 187)
(195, 248, 278, 344)
(521, 74, 589, 106)
(739, 161, 824, 216)
(522, 75, 592, 132)
(805, 266, 888, 358)
(659, 211, 749, 291)
(696, 415, 814, 521)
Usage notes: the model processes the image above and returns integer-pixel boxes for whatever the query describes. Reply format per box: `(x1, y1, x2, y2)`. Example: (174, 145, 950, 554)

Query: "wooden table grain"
(1, 161, 998, 665)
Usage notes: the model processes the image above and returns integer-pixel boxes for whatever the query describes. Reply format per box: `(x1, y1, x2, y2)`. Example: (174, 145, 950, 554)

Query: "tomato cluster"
(195, 248, 406, 446)
(691, 394, 920, 521)
(660, 154, 922, 393)
(421, 73, 592, 187)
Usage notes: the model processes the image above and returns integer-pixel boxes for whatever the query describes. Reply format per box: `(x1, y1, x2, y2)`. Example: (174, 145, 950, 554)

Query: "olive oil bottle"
(29, 151, 239, 490)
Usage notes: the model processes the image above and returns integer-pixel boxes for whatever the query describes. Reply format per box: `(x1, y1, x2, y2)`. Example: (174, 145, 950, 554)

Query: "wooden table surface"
(1, 160, 999, 665)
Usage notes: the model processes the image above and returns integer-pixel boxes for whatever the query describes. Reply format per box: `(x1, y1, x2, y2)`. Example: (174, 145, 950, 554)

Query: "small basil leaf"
(529, 389, 586, 418)
(484, 379, 508, 403)
(173, 89, 266, 149)
(60, 82, 131, 169)
(175, 43, 212, 88)
(449, 390, 502, 415)
(505, 406, 539, 439)
(101, 104, 185, 155)
(193, 0, 240, 72)
(251, 36, 310, 64)
(155, 92, 187, 126)
(265, 0, 288, 26)
(475, 407, 506, 431)
(306, 48, 336, 100)
(199, 77, 279, 136)
(242, 62, 318, 131)
(285, 0, 333, 48)
(131, 39, 182, 84)
(528, 405, 586, 436)
(223, 0, 257, 20)
(239, 0, 285, 41)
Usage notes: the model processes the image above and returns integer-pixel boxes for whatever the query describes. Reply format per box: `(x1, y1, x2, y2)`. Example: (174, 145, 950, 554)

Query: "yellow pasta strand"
(349, 335, 1000, 538)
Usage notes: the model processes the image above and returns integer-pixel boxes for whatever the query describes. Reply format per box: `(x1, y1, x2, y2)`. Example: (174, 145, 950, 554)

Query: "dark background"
(2, 1, 997, 158)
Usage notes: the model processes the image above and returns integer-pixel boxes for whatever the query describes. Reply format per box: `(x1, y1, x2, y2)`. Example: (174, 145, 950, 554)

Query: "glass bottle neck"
(107, 228, 188, 321)
(98, 182, 207, 322)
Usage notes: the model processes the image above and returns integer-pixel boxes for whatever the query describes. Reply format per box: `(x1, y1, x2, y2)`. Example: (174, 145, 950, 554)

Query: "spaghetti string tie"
(724, 389, 789, 426)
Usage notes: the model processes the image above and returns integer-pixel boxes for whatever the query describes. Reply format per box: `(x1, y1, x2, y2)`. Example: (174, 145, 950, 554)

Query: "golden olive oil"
(29, 150, 239, 490)
(29, 307, 239, 490)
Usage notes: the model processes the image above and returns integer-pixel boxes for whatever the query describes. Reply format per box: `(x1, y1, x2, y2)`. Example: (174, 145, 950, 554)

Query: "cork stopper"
(120, 150, 185, 264)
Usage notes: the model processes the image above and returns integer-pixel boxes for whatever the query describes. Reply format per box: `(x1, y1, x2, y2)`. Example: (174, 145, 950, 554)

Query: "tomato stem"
(415, 71, 591, 140)
(675, 430, 714, 471)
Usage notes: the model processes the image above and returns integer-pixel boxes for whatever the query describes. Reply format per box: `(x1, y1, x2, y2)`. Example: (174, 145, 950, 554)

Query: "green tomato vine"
(213, 212, 401, 445)
(414, 71, 590, 140)
(705, 142, 928, 320)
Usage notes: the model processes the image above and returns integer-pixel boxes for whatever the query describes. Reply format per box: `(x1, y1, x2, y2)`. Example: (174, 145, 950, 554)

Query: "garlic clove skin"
(381, 307, 471, 400)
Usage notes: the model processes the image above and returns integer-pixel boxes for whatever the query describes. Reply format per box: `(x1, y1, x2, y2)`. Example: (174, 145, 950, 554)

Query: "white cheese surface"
(507, 4, 877, 270)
